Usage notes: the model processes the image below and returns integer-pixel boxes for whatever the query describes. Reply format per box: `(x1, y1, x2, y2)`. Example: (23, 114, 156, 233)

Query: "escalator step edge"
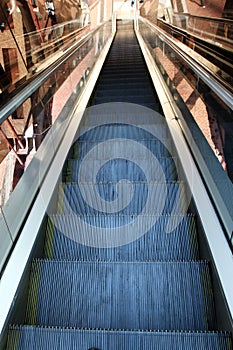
(6, 326, 232, 350)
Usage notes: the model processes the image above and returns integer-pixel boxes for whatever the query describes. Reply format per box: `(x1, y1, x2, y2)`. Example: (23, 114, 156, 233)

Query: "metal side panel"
(135, 29, 233, 325)
(0, 30, 115, 342)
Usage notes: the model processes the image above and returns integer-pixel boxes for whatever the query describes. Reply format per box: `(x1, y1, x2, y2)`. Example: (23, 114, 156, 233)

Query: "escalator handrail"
(139, 17, 233, 111)
(171, 12, 233, 48)
(157, 18, 233, 57)
(0, 21, 106, 124)
(173, 11, 233, 25)
(136, 29, 233, 321)
(156, 18, 233, 92)
(138, 17, 233, 249)
(0, 23, 116, 339)
(0, 19, 115, 275)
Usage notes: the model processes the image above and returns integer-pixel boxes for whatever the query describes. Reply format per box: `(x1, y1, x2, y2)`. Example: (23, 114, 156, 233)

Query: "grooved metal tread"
(75, 124, 170, 140)
(90, 23, 157, 110)
(102, 65, 147, 72)
(7, 326, 232, 350)
(92, 97, 157, 106)
(44, 214, 199, 261)
(93, 82, 153, 90)
(26, 260, 215, 331)
(56, 181, 188, 215)
(96, 76, 150, 83)
(100, 69, 147, 76)
(95, 88, 155, 97)
(69, 139, 172, 159)
(78, 107, 166, 126)
(63, 157, 178, 182)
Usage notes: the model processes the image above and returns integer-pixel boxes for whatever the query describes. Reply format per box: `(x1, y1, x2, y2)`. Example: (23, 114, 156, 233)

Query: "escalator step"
(91, 102, 158, 111)
(90, 19, 159, 114)
(92, 96, 156, 104)
(92, 98, 158, 110)
(95, 76, 151, 84)
(25, 260, 215, 331)
(95, 82, 153, 91)
(95, 88, 155, 98)
(56, 181, 187, 215)
(102, 64, 147, 72)
(64, 157, 178, 182)
(100, 71, 147, 79)
(77, 123, 170, 141)
(69, 139, 172, 159)
(44, 214, 199, 261)
(79, 105, 165, 128)
(7, 327, 232, 350)
(102, 62, 146, 69)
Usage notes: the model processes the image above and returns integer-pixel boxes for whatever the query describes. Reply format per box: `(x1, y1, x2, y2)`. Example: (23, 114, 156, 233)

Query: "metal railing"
(171, 13, 233, 48)
(138, 17, 233, 248)
(0, 19, 114, 272)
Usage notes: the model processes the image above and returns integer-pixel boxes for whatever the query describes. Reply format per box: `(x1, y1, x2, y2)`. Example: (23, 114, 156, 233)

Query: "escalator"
(4, 20, 233, 349)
